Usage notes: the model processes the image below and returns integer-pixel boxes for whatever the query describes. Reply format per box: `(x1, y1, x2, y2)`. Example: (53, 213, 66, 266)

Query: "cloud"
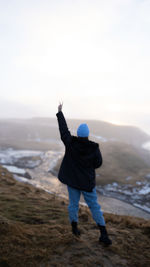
(0, 0, 150, 133)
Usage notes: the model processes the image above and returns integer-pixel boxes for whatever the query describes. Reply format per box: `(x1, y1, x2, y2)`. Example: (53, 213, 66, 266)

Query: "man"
(56, 102, 112, 245)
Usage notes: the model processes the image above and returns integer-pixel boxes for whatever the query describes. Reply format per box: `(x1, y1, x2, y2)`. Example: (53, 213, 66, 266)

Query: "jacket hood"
(72, 135, 98, 149)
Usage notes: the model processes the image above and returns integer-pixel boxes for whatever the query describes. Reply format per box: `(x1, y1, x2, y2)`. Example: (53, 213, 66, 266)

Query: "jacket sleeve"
(94, 146, 103, 169)
(56, 111, 72, 146)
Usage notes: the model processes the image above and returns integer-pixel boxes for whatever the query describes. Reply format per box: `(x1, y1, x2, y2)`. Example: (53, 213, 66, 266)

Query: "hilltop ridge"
(0, 117, 149, 151)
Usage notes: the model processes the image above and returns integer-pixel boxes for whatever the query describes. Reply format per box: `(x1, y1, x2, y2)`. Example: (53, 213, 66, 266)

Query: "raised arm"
(56, 103, 72, 146)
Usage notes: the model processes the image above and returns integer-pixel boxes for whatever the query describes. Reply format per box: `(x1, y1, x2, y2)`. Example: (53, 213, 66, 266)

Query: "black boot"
(98, 225, 112, 246)
(71, 221, 80, 236)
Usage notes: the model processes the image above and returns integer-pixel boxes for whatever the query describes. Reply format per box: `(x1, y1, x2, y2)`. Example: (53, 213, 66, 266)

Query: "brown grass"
(97, 141, 150, 185)
(0, 166, 150, 267)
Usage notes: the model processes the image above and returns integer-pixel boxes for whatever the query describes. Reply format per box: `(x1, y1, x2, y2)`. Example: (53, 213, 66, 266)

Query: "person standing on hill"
(56, 102, 112, 246)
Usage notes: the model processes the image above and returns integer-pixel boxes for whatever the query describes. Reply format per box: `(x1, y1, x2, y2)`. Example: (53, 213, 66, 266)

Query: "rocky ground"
(0, 166, 150, 267)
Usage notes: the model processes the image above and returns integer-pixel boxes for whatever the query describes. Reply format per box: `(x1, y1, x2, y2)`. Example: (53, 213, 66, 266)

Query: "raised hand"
(58, 101, 63, 112)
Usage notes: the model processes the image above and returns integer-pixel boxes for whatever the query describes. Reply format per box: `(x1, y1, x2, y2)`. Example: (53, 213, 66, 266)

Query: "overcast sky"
(0, 0, 150, 133)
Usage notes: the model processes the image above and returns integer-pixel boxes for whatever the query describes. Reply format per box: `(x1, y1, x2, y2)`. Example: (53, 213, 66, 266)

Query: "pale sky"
(0, 0, 150, 133)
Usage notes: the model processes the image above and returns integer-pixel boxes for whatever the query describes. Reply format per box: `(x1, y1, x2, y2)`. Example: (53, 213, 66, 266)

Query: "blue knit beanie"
(77, 123, 89, 137)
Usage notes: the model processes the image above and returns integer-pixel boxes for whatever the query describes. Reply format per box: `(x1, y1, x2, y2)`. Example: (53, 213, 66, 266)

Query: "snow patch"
(136, 181, 142, 185)
(3, 165, 26, 175)
(0, 148, 43, 168)
(138, 185, 150, 195)
(90, 134, 107, 142)
(13, 174, 31, 183)
(126, 176, 132, 181)
(142, 141, 150, 151)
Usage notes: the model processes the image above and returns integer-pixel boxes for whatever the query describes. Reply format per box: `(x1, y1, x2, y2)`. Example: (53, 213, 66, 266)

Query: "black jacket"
(56, 111, 103, 192)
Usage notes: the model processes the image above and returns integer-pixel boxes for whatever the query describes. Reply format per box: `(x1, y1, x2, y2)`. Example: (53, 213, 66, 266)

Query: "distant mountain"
(66, 118, 150, 147)
(0, 117, 59, 150)
(0, 117, 149, 150)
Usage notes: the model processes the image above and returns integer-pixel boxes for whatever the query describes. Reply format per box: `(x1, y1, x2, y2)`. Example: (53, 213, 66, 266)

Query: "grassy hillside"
(0, 166, 150, 267)
(97, 141, 150, 185)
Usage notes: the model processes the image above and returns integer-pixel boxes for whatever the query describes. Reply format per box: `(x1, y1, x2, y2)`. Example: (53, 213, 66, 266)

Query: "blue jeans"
(67, 186, 105, 226)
